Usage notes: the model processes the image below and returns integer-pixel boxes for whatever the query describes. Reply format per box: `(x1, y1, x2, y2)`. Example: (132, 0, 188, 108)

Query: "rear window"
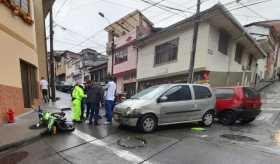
(243, 87, 259, 98)
(193, 85, 212, 99)
(214, 88, 234, 99)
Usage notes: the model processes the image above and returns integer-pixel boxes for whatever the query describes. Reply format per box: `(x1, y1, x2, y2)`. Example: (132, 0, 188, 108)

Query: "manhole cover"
(117, 137, 147, 149)
(0, 151, 28, 164)
(220, 134, 258, 142)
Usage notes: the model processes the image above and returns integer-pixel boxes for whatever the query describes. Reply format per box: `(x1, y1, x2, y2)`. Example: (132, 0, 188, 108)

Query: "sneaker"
(104, 121, 112, 125)
(94, 121, 98, 126)
(88, 121, 93, 125)
(98, 115, 102, 119)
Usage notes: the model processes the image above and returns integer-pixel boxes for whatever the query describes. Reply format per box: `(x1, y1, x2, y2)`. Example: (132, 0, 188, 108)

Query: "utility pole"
(49, 7, 56, 102)
(111, 30, 115, 75)
(187, 0, 201, 83)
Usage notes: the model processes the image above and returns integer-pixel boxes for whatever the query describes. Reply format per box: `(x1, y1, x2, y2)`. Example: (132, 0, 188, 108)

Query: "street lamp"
(99, 12, 115, 76)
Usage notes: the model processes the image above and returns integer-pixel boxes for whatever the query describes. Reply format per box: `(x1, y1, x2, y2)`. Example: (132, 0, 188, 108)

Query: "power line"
(54, 0, 72, 18)
(153, 0, 213, 24)
(154, 0, 271, 29)
(141, 0, 167, 12)
(139, 0, 187, 17)
(237, 1, 268, 20)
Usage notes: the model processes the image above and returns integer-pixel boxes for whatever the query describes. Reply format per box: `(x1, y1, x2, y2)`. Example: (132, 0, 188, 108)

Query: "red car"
(214, 86, 262, 125)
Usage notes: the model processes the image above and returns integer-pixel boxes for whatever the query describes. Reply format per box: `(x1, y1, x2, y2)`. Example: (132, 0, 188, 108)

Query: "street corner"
(60, 128, 179, 164)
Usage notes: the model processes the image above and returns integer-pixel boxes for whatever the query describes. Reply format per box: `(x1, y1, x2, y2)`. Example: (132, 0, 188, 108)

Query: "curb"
(0, 131, 45, 153)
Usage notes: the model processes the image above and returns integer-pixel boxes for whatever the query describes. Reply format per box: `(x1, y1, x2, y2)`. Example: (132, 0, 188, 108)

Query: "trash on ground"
(191, 127, 207, 132)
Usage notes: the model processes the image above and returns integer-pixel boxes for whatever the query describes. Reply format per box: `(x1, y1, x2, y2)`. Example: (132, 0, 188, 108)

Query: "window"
(243, 87, 259, 98)
(214, 88, 234, 99)
(218, 30, 230, 55)
(114, 47, 128, 64)
(155, 38, 178, 65)
(193, 86, 212, 99)
(235, 44, 243, 64)
(163, 85, 192, 102)
(11, 0, 30, 13)
(248, 55, 253, 70)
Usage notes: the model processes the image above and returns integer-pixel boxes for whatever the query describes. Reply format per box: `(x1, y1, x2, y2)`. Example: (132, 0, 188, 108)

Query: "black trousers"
(42, 89, 49, 103)
(88, 102, 100, 123)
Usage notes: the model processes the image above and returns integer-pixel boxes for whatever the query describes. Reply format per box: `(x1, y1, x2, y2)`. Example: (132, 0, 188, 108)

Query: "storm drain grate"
(117, 137, 147, 149)
(0, 151, 29, 164)
(220, 134, 258, 142)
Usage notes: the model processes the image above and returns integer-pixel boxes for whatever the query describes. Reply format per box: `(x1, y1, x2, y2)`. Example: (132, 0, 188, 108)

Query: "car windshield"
(131, 85, 168, 100)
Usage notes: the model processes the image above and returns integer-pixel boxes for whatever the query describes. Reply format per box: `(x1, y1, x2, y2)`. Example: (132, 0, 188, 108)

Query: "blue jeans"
(105, 100, 114, 122)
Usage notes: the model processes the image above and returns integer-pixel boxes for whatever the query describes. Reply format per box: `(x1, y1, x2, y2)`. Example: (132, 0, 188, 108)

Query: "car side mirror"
(158, 96, 168, 103)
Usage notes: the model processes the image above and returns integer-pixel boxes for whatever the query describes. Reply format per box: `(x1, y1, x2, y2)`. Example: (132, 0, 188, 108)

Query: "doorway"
(20, 60, 38, 108)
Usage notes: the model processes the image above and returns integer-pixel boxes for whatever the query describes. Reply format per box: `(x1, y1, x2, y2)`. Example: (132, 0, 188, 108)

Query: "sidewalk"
(0, 92, 71, 152)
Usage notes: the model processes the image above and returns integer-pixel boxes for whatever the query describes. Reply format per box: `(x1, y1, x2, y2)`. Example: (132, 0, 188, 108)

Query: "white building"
(245, 21, 280, 80)
(136, 4, 265, 89)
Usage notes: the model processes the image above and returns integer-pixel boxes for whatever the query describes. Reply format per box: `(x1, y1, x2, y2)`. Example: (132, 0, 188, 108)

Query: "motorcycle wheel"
(57, 122, 75, 132)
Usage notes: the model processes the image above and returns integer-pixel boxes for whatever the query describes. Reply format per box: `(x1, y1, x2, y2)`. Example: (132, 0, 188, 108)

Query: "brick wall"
(0, 84, 25, 125)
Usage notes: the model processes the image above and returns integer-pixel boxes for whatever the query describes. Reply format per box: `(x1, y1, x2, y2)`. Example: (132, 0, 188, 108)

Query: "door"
(192, 85, 213, 120)
(20, 61, 38, 108)
(159, 85, 195, 124)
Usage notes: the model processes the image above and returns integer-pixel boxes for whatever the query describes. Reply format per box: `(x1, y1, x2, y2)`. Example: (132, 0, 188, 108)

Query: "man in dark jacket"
(86, 81, 104, 125)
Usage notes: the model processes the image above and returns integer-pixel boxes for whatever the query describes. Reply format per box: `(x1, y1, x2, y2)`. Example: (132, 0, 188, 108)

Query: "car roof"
(158, 83, 210, 88)
(214, 86, 244, 89)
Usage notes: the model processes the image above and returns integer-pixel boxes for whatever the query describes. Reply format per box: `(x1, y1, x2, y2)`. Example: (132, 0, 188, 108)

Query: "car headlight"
(126, 107, 139, 116)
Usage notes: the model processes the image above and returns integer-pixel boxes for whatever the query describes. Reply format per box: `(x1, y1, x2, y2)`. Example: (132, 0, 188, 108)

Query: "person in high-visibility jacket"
(71, 83, 86, 122)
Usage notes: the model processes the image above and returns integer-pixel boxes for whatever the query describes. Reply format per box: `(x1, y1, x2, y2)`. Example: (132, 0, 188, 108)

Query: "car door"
(192, 85, 213, 120)
(159, 85, 195, 124)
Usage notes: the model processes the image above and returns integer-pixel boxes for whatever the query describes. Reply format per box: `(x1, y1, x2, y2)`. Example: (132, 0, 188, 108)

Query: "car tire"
(138, 114, 157, 133)
(240, 117, 256, 124)
(219, 111, 236, 125)
(201, 110, 214, 127)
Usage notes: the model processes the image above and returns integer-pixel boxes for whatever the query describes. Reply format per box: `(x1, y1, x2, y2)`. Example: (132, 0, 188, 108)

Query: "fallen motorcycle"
(35, 109, 75, 135)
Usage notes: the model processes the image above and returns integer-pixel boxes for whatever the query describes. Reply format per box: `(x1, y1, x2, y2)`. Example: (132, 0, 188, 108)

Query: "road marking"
(261, 107, 280, 111)
(72, 129, 145, 163)
(256, 113, 273, 121)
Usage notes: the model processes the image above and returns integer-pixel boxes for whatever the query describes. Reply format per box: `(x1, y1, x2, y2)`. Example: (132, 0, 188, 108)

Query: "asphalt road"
(1, 83, 280, 164)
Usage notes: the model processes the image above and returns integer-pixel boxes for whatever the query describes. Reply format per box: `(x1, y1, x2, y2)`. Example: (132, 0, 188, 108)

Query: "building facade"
(245, 21, 280, 80)
(136, 4, 265, 89)
(0, 0, 49, 125)
(105, 10, 153, 96)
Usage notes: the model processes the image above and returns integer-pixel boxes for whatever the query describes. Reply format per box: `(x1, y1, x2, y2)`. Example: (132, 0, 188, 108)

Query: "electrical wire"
(236, 1, 269, 20)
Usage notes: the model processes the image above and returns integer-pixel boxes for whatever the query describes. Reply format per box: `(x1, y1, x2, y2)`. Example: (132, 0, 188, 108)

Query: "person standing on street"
(40, 77, 49, 103)
(71, 81, 86, 123)
(86, 81, 104, 125)
(104, 76, 116, 125)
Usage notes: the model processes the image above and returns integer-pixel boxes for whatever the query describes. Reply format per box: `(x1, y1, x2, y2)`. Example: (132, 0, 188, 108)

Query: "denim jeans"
(105, 100, 114, 122)
(88, 103, 98, 123)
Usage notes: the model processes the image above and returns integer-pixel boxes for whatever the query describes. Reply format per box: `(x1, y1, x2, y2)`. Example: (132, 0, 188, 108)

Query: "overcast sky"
(45, 0, 280, 54)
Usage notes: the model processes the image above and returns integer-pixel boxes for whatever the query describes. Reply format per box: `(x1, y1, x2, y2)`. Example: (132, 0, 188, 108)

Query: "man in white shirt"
(40, 77, 49, 103)
(104, 76, 116, 125)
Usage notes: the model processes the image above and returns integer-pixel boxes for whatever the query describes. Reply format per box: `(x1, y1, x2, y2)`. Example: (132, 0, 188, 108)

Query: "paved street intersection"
(1, 83, 280, 164)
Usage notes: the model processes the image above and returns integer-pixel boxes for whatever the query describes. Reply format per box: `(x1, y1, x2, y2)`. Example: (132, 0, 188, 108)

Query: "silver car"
(113, 84, 216, 133)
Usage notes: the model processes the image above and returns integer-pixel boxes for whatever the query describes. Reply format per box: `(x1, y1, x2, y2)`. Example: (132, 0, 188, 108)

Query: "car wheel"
(201, 111, 214, 127)
(138, 115, 157, 133)
(219, 111, 236, 125)
(240, 117, 256, 124)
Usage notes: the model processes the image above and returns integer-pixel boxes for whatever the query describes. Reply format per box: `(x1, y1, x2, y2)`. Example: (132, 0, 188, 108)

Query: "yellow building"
(0, 0, 52, 125)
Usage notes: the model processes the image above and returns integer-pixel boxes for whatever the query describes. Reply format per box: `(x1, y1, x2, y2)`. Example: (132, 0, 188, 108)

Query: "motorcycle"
(36, 109, 75, 135)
